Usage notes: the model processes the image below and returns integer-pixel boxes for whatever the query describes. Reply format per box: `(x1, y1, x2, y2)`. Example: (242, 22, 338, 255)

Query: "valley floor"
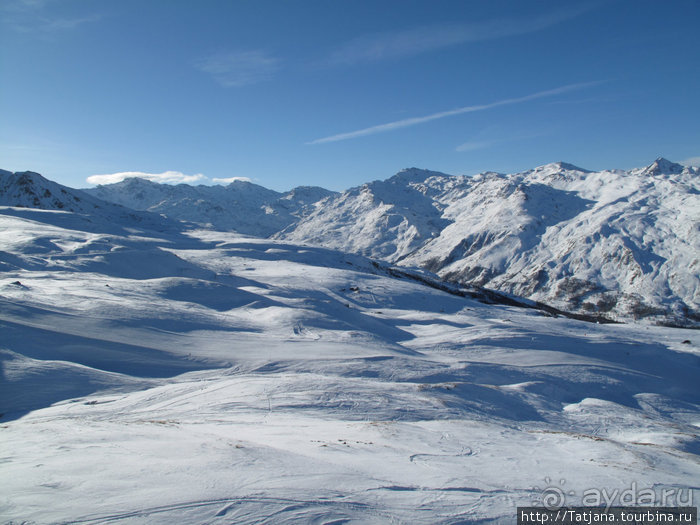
(1, 208, 698, 524)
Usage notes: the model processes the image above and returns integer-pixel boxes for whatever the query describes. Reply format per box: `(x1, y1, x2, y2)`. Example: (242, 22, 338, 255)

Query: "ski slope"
(1, 205, 698, 524)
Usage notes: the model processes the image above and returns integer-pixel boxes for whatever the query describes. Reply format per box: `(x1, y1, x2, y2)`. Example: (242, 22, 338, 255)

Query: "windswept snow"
(1, 203, 698, 524)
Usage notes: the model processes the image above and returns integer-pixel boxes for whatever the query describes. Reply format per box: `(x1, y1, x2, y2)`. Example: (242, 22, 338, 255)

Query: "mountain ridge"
(85, 176, 337, 237)
(280, 158, 699, 325)
(3, 158, 698, 325)
(0, 169, 179, 235)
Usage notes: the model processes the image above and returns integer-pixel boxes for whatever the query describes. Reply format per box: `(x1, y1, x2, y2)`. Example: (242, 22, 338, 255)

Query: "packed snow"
(1, 186, 698, 523)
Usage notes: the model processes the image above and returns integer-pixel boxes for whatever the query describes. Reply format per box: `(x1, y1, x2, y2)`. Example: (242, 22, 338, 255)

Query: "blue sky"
(1, 0, 699, 191)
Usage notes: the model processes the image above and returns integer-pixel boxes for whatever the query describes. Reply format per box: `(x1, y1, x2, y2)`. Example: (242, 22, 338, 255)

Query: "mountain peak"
(387, 167, 450, 185)
(533, 161, 591, 173)
(281, 186, 337, 204)
(12, 170, 50, 184)
(225, 178, 255, 187)
(556, 161, 590, 172)
(0, 169, 104, 213)
(642, 157, 685, 176)
(108, 177, 160, 188)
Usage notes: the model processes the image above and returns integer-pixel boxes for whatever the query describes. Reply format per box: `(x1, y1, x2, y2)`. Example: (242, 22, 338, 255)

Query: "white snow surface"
(1, 202, 699, 524)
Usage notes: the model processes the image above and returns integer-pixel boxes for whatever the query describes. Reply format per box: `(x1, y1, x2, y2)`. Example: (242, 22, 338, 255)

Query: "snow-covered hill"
(85, 177, 336, 237)
(1, 204, 698, 523)
(279, 159, 700, 325)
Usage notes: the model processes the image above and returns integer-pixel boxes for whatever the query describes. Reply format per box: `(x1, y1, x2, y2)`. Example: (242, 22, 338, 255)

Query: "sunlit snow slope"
(1, 197, 698, 524)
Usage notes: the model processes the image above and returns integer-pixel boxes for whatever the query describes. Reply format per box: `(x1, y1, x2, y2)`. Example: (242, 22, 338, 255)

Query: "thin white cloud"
(327, 5, 593, 65)
(308, 81, 603, 145)
(86, 171, 206, 186)
(22, 0, 50, 6)
(195, 51, 279, 87)
(40, 14, 101, 30)
(1, 0, 101, 32)
(1, 0, 52, 13)
(681, 156, 700, 167)
(455, 140, 495, 153)
(212, 176, 252, 184)
(456, 128, 553, 153)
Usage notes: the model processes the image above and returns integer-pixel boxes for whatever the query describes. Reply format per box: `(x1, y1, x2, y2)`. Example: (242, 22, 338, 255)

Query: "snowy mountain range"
(85, 176, 336, 237)
(79, 158, 700, 326)
(0, 169, 178, 234)
(2, 191, 698, 523)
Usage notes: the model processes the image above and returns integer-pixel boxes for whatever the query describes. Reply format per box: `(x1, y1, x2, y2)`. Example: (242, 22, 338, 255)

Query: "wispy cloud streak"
(455, 139, 497, 153)
(455, 128, 552, 152)
(1, 0, 101, 32)
(681, 156, 700, 167)
(308, 81, 604, 145)
(327, 5, 593, 65)
(195, 51, 279, 87)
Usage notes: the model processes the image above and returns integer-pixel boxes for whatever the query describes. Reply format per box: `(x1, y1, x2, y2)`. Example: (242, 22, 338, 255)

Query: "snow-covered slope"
(280, 160, 700, 325)
(1, 204, 698, 524)
(85, 177, 336, 237)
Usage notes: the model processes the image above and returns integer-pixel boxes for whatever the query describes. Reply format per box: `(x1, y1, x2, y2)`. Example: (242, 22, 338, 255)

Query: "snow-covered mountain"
(278, 168, 453, 260)
(9, 159, 698, 325)
(0, 169, 175, 233)
(0, 169, 121, 212)
(279, 159, 700, 325)
(85, 177, 336, 237)
(1, 203, 698, 523)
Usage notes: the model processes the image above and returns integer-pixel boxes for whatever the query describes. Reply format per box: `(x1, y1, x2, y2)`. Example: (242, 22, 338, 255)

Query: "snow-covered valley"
(1, 184, 699, 523)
